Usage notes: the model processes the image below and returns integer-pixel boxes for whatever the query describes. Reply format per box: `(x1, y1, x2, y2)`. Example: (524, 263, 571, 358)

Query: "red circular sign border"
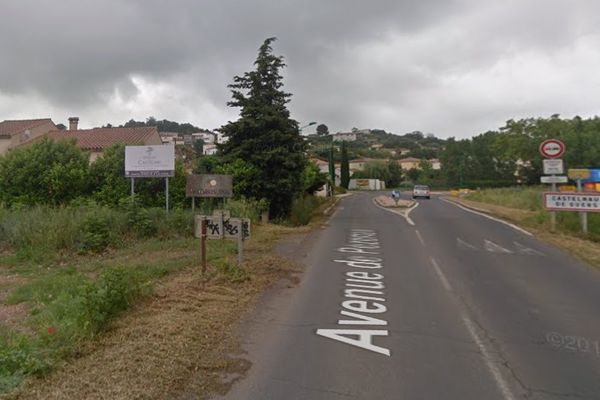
(539, 139, 565, 159)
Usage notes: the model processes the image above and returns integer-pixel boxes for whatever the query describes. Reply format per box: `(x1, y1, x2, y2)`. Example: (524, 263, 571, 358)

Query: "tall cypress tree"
(340, 141, 350, 189)
(220, 38, 306, 217)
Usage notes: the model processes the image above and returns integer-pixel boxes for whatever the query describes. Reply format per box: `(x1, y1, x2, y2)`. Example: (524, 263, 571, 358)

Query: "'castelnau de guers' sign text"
(544, 192, 600, 212)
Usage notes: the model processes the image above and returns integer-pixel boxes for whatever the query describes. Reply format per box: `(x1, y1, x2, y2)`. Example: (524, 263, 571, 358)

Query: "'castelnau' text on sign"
(544, 192, 600, 212)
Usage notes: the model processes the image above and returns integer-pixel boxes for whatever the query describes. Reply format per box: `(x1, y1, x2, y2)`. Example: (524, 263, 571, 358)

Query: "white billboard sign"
(543, 192, 600, 212)
(125, 145, 175, 177)
(543, 159, 564, 175)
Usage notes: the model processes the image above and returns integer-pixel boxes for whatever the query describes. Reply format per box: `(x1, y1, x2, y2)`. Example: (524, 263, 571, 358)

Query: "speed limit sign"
(539, 139, 565, 159)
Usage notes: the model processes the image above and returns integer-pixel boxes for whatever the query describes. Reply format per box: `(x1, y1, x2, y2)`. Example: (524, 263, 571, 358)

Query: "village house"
(45, 117, 162, 162)
(0, 118, 57, 155)
(398, 157, 422, 170)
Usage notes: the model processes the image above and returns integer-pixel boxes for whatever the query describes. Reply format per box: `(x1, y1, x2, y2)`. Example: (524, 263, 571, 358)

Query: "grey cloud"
(1, 0, 599, 136)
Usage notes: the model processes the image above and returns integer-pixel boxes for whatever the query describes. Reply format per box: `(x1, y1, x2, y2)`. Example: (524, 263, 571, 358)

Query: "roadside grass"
(1, 223, 312, 400)
(0, 196, 335, 397)
(453, 187, 600, 269)
(466, 186, 544, 211)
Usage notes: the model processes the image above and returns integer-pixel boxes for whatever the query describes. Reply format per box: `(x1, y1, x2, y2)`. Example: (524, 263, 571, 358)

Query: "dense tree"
(0, 138, 90, 206)
(303, 162, 328, 194)
(316, 124, 329, 136)
(340, 142, 350, 189)
(219, 37, 307, 217)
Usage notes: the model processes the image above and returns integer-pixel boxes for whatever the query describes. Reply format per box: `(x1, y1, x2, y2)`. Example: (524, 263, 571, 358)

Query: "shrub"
(290, 196, 322, 226)
(0, 138, 90, 206)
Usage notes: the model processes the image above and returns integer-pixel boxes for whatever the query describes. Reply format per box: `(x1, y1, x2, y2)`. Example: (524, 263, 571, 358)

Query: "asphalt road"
(218, 192, 600, 400)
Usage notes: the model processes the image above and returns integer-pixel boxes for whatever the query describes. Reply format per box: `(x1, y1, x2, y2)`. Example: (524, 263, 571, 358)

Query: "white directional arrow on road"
(514, 242, 545, 256)
(457, 238, 478, 251)
(484, 240, 513, 254)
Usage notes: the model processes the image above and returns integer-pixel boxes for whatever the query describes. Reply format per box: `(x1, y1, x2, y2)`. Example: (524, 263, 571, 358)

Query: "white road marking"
(513, 241, 545, 256)
(372, 197, 416, 226)
(441, 198, 532, 236)
(457, 237, 478, 251)
(429, 257, 452, 292)
(484, 240, 513, 254)
(415, 230, 425, 246)
(429, 257, 517, 400)
(462, 316, 517, 400)
(404, 201, 419, 226)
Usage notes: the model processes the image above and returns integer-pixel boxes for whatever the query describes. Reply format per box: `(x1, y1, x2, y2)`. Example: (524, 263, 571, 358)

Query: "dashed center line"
(428, 256, 517, 400)
(415, 230, 425, 246)
(429, 257, 452, 292)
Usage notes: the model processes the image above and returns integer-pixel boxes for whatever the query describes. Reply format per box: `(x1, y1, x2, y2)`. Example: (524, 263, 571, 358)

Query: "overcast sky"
(1, 0, 599, 138)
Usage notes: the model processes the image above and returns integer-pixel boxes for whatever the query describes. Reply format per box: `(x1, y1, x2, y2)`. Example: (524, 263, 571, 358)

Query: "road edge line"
(441, 197, 532, 236)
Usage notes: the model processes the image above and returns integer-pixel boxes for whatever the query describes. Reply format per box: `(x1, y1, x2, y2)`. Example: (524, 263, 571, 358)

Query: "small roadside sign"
(539, 139, 566, 159)
(543, 192, 600, 212)
(568, 169, 591, 180)
(543, 159, 564, 175)
(541, 176, 568, 184)
(186, 174, 233, 198)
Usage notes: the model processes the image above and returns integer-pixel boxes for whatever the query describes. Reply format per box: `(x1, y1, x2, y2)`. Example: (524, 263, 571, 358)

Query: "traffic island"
(374, 195, 415, 208)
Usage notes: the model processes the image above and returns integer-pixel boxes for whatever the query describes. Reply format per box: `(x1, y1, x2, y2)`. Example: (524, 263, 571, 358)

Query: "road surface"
(218, 192, 600, 400)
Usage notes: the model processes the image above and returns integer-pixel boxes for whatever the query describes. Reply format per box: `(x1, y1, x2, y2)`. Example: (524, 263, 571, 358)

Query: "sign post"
(540, 139, 566, 232)
(187, 175, 235, 271)
(568, 169, 592, 234)
(125, 145, 175, 211)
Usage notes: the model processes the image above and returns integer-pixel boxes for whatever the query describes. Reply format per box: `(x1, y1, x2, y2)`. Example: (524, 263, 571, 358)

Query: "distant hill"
(101, 117, 211, 135)
(307, 129, 445, 161)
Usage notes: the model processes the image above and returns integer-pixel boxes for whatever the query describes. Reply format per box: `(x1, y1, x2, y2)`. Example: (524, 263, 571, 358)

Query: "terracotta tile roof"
(46, 126, 160, 151)
(0, 118, 54, 137)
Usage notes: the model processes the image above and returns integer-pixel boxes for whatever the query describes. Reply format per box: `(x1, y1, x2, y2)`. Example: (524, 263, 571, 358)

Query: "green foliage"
(303, 161, 328, 194)
(121, 116, 207, 135)
(352, 161, 402, 188)
(340, 142, 350, 189)
(290, 196, 323, 226)
(440, 115, 600, 188)
(215, 158, 261, 197)
(219, 37, 307, 218)
(89, 145, 129, 206)
(316, 124, 329, 136)
(79, 210, 119, 253)
(0, 138, 90, 206)
(465, 186, 600, 239)
(405, 168, 421, 183)
(1, 266, 146, 392)
(195, 154, 220, 174)
(91, 145, 187, 209)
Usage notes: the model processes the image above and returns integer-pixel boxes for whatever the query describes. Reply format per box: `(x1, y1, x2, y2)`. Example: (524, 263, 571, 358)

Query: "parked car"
(412, 185, 430, 199)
